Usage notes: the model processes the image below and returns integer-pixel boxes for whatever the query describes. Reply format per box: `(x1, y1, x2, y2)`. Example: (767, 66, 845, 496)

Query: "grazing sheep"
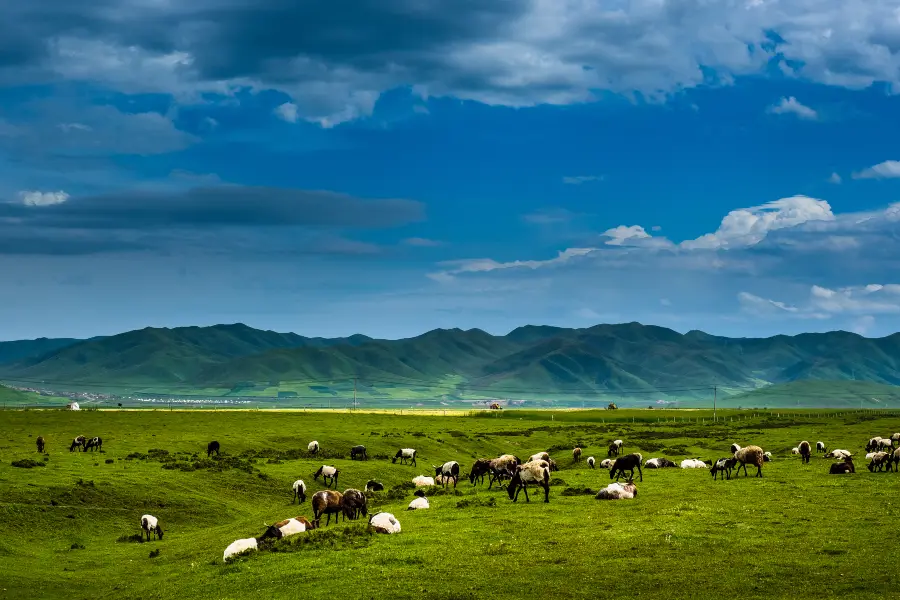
(413, 475, 435, 487)
(710, 457, 737, 480)
(292, 479, 307, 504)
(529, 452, 550, 463)
(140, 514, 163, 541)
(867, 452, 891, 472)
(350, 445, 367, 460)
(763, 452, 772, 462)
(791, 447, 799, 455)
(207, 440, 220, 457)
(887, 448, 900, 472)
(468, 459, 492, 485)
(69, 435, 86, 452)
(369, 512, 401, 534)
(365, 480, 384, 492)
(84, 436, 102, 452)
(573, 447, 582, 462)
(599, 458, 615, 469)
(308, 440, 319, 454)
(392, 448, 417, 466)
(487, 454, 520, 488)
(223, 537, 259, 561)
(680, 459, 707, 469)
(798, 441, 811, 464)
(826, 449, 852, 459)
(507, 460, 551, 503)
(610, 453, 643, 481)
(816, 441, 826, 454)
(730, 443, 742, 454)
(733, 445, 765, 477)
(608, 440, 624, 457)
(866, 437, 883, 452)
(595, 480, 637, 500)
(341, 489, 368, 520)
(892, 433, 900, 448)
(644, 457, 677, 469)
(829, 456, 855, 474)
(547, 458, 559, 472)
(866, 452, 877, 460)
(313, 465, 339, 488)
(35, 436, 45, 453)
(311, 490, 344, 527)
(433, 461, 461, 488)
(587, 456, 596, 469)
(877, 438, 893, 452)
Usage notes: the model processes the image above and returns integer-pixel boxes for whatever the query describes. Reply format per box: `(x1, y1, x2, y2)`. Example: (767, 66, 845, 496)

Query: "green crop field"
(2, 408, 899, 600)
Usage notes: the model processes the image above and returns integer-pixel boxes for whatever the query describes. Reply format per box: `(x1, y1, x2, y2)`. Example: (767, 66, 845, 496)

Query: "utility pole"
(713, 385, 717, 422)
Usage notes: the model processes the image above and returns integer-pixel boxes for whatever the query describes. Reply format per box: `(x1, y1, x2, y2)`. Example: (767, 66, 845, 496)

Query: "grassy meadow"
(2, 408, 900, 599)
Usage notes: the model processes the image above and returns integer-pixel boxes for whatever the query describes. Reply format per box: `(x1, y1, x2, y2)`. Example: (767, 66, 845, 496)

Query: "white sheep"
(292, 479, 307, 503)
(595, 481, 637, 500)
(412, 475, 435, 487)
(587, 456, 596, 469)
(408, 496, 430, 510)
(791, 447, 800, 455)
(369, 512, 401, 534)
(763, 451, 772, 462)
(680, 459, 707, 469)
(877, 438, 893, 451)
(140, 514, 163, 541)
(866, 452, 877, 460)
(224, 537, 258, 561)
(599, 458, 614, 469)
(529, 452, 550, 463)
(308, 440, 319, 454)
(827, 449, 852, 459)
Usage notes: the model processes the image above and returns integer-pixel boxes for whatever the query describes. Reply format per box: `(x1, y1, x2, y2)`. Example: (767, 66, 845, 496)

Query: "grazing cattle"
(84, 436, 102, 452)
(312, 490, 344, 527)
(313, 465, 339, 488)
(507, 460, 551, 503)
(341, 489, 368, 520)
(733, 445, 765, 478)
(292, 480, 307, 503)
(350, 445, 368, 460)
(433, 461, 461, 488)
(816, 441, 827, 454)
(369, 512, 401, 534)
(573, 447, 582, 462)
(365, 480, 384, 492)
(36, 436, 45, 453)
(140, 514, 164, 541)
(830, 457, 855, 474)
(308, 441, 319, 455)
(610, 453, 643, 482)
(710, 457, 737, 480)
(595, 480, 637, 500)
(798, 441, 811, 464)
(69, 435, 86, 452)
(207, 441, 220, 457)
(392, 448, 417, 466)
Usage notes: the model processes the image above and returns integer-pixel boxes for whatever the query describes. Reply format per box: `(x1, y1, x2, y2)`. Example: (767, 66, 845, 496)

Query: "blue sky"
(3, 0, 900, 341)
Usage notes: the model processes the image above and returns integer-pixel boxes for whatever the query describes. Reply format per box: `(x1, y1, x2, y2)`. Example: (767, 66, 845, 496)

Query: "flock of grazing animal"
(29, 428, 900, 563)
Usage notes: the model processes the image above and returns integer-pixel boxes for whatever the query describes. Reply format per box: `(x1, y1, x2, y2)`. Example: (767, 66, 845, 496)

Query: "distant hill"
(0, 384, 31, 405)
(0, 337, 92, 364)
(1, 321, 900, 403)
(722, 380, 900, 409)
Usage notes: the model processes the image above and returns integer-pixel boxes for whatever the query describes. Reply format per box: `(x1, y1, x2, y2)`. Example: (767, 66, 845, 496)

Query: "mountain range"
(1, 322, 900, 400)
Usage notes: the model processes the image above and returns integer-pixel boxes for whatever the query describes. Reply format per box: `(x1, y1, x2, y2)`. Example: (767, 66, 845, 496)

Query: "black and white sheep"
(140, 514, 164, 541)
(610, 453, 643, 482)
(69, 435, 86, 452)
(350, 445, 368, 460)
(587, 456, 595, 469)
(608, 440, 624, 457)
(207, 440, 220, 457)
(710, 457, 737, 480)
(365, 480, 384, 492)
(887, 448, 900, 472)
(308, 440, 319, 455)
(816, 441, 827, 454)
(292, 479, 307, 503)
(866, 437, 883, 452)
(595, 480, 637, 500)
(798, 441, 811, 464)
(313, 465, 339, 488)
(829, 456, 855, 474)
(733, 445, 764, 477)
(392, 448, 417, 466)
(867, 452, 891, 472)
(645, 457, 677, 469)
(84, 436, 102, 452)
(763, 452, 772, 462)
(261, 516, 315, 540)
(433, 461, 460, 487)
(730, 443, 742, 454)
(826, 449, 852, 459)
(507, 460, 551, 503)
(311, 490, 344, 527)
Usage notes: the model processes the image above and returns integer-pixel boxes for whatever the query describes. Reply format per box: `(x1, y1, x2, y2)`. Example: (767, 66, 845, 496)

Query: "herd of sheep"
(39, 428, 900, 563)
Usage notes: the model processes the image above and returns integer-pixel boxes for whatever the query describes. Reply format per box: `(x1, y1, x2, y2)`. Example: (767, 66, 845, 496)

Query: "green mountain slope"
(2, 322, 900, 402)
(0, 337, 92, 365)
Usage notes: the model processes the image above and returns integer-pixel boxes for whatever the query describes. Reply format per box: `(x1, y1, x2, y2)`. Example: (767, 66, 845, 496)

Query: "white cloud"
(563, 175, 604, 185)
(680, 196, 834, 250)
(827, 172, 842, 184)
(737, 291, 800, 315)
(809, 284, 900, 314)
(766, 96, 818, 120)
(274, 102, 299, 123)
(17, 190, 70, 206)
(601, 225, 652, 246)
(402, 237, 443, 247)
(852, 160, 900, 180)
(432, 247, 593, 280)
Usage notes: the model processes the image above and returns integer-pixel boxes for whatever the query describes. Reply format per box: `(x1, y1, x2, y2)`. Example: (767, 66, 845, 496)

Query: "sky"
(3, 0, 900, 341)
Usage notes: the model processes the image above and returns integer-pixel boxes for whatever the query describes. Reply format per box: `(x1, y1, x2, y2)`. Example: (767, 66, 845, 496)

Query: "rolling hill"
(1, 321, 900, 402)
(0, 336, 92, 364)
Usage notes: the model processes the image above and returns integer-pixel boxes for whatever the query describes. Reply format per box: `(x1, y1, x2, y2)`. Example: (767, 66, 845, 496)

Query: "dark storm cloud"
(0, 185, 424, 230)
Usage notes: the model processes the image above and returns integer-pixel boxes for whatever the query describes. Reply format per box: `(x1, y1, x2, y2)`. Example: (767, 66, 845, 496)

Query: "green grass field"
(2, 408, 900, 599)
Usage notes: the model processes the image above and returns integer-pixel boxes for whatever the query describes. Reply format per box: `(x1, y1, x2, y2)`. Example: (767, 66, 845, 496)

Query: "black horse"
(207, 440, 220, 457)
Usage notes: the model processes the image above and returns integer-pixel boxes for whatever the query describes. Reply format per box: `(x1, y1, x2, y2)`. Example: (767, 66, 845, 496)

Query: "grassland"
(2, 408, 900, 599)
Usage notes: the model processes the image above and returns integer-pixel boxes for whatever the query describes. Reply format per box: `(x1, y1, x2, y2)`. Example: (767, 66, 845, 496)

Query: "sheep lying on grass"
(224, 537, 260, 561)
(599, 458, 615, 469)
(408, 490, 429, 510)
(369, 512, 401, 534)
(413, 475, 435, 487)
(595, 480, 637, 500)
(830, 457, 855, 474)
(645, 457, 677, 468)
(680, 459, 707, 469)
(826, 449, 852, 459)
(529, 452, 550, 463)
(365, 480, 384, 492)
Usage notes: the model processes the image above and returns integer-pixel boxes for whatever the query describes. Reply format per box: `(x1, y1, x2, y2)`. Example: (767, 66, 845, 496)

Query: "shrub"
(11, 459, 45, 468)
